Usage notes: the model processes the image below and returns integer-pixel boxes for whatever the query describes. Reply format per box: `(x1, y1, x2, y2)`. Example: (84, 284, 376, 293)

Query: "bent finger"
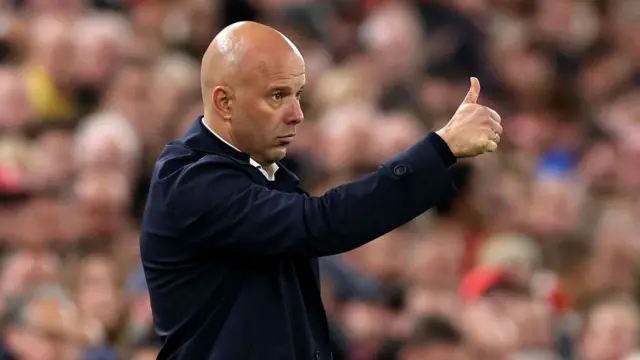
(491, 121, 503, 135)
(487, 107, 501, 123)
(486, 140, 498, 152)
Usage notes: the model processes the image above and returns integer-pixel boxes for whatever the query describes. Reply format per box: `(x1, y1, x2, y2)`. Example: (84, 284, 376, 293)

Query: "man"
(579, 294, 639, 360)
(398, 315, 466, 360)
(2, 285, 89, 360)
(140, 21, 502, 360)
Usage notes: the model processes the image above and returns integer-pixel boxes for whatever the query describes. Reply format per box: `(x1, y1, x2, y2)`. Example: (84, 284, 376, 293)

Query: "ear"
(211, 86, 234, 121)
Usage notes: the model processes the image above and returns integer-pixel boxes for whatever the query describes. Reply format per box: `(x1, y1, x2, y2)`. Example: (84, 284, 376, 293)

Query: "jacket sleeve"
(170, 133, 458, 257)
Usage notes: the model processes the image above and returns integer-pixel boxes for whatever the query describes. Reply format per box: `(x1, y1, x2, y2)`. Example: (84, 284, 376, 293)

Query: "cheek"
(235, 100, 271, 130)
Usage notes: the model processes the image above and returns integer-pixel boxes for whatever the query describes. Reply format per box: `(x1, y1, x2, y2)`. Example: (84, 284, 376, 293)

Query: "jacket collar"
(200, 118, 279, 181)
(180, 116, 300, 184)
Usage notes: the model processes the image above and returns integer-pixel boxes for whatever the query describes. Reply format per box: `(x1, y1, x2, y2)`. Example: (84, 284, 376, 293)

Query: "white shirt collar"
(201, 119, 278, 181)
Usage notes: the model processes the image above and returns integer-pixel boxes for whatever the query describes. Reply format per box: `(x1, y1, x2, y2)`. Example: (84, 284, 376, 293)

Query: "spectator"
(579, 294, 640, 360)
(2, 285, 95, 360)
(397, 315, 465, 360)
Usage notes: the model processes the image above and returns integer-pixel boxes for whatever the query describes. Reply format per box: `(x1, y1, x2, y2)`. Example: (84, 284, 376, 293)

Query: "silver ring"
(492, 133, 499, 141)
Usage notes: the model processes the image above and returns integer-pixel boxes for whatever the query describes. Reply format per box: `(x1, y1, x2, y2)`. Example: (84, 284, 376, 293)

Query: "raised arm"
(170, 133, 456, 257)
(164, 77, 503, 257)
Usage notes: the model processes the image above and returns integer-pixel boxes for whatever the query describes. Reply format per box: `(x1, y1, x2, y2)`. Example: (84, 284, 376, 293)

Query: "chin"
(267, 147, 288, 163)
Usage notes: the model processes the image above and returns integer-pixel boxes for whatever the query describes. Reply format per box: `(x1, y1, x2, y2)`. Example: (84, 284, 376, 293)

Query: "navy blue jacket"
(140, 117, 457, 360)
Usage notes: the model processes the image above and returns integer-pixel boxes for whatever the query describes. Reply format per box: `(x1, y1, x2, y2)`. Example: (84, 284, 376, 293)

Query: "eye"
(295, 91, 303, 100)
(271, 92, 283, 102)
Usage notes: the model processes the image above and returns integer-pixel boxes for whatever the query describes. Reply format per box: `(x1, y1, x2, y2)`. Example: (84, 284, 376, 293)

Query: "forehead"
(242, 52, 305, 89)
(591, 303, 637, 321)
(585, 303, 639, 334)
(26, 298, 74, 329)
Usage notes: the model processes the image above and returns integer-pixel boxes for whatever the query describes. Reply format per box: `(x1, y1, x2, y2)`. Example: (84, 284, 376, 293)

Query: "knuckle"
(486, 107, 501, 121)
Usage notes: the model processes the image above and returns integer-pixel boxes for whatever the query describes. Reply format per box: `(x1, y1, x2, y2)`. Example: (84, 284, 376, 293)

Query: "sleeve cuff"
(427, 132, 456, 167)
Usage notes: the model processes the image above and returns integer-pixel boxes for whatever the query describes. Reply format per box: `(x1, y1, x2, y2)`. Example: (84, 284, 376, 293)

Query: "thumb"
(462, 77, 481, 105)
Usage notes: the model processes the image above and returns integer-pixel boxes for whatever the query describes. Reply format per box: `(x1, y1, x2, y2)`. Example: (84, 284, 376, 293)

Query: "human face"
(581, 303, 639, 360)
(231, 52, 306, 165)
(76, 256, 123, 331)
(403, 344, 467, 360)
(8, 300, 83, 360)
(12, 323, 81, 360)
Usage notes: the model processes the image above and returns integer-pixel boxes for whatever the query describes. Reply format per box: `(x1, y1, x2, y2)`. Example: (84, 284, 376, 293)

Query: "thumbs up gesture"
(436, 77, 503, 158)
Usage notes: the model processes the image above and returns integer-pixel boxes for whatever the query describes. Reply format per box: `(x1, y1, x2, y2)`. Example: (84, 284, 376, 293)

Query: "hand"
(436, 77, 502, 158)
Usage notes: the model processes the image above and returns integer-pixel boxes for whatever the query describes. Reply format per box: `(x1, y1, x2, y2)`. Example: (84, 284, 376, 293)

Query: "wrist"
(429, 132, 457, 166)
(435, 129, 455, 157)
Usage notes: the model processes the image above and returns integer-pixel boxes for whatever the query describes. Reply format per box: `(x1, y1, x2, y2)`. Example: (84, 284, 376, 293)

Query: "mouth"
(277, 134, 296, 144)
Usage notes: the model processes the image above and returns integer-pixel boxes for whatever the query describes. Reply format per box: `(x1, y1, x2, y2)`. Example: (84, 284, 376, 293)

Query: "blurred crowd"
(0, 0, 640, 359)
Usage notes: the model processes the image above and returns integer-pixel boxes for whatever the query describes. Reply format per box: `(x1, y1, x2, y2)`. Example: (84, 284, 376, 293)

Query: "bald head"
(201, 21, 303, 111)
(198, 21, 306, 166)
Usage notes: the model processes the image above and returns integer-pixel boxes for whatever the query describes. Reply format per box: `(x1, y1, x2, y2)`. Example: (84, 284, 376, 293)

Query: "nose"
(285, 100, 304, 125)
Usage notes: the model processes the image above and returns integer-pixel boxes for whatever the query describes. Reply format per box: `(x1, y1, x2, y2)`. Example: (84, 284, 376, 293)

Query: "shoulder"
(154, 141, 249, 184)
(166, 153, 260, 209)
(176, 154, 253, 188)
(149, 143, 254, 207)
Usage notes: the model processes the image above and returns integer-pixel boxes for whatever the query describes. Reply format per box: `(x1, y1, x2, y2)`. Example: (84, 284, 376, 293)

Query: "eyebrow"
(269, 85, 305, 93)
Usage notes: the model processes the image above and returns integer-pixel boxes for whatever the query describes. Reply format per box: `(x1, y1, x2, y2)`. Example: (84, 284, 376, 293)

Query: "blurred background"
(0, 0, 640, 359)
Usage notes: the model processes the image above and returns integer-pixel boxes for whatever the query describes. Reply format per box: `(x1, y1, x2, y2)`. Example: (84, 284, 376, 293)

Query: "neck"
(203, 113, 246, 154)
(203, 114, 236, 147)
(202, 113, 272, 168)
